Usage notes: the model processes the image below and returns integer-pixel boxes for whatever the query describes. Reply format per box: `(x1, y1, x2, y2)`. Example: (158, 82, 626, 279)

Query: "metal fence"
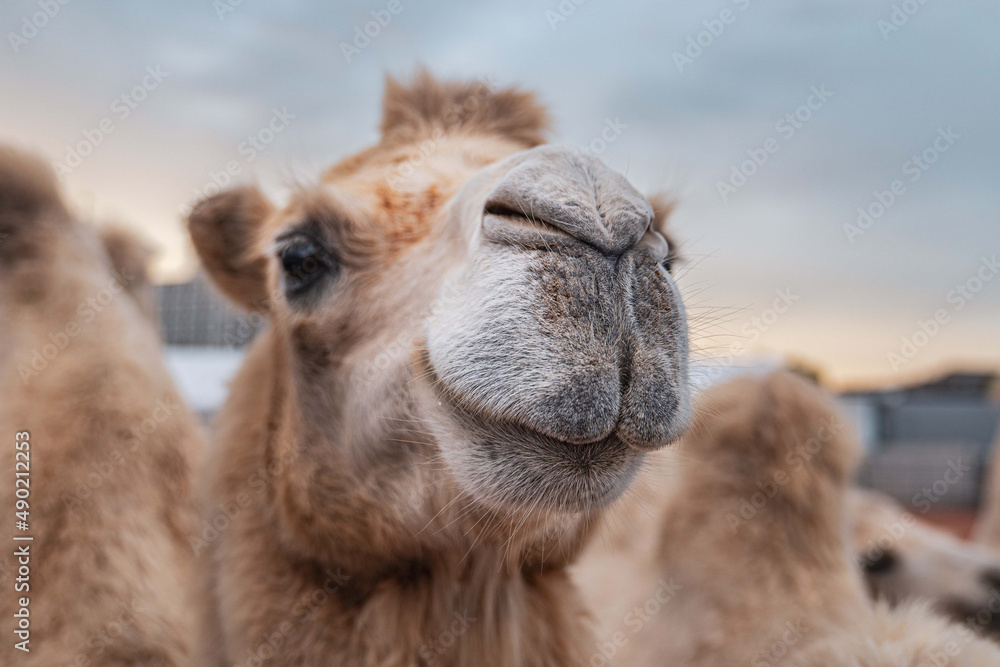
(154, 275, 262, 347)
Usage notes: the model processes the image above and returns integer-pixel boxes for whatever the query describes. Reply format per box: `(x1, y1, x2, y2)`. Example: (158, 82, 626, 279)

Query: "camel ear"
(187, 186, 273, 312)
(99, 225, 156, 321)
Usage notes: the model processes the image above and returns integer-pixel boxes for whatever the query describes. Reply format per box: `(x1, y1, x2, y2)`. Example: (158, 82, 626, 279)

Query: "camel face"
(187, 75, 691, 663)
(851, 489, 1000, 637)
(189, 74, 689, 528)
(420, 145, 689, 511)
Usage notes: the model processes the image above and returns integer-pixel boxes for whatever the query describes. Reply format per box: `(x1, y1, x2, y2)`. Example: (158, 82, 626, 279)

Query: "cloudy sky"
(1, 0, 997, 387)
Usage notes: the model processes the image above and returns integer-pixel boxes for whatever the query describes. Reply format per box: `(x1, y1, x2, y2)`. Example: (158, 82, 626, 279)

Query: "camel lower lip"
(415, 350, 647, 511)
(419, 353, 620, 448)
(427, 364, 625, 448)
(429, 387, 640, 511)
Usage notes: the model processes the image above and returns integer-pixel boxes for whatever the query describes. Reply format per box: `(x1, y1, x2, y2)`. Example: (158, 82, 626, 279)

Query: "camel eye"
(661, 249, 676, 274)
(862, 550, 898, 575)
(278, 236, 334, 297)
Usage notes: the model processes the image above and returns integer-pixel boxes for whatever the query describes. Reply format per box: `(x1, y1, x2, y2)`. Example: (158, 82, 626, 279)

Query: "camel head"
(187, 72, 690, 567)
(0, 146, 156, 382)
(851, 488, 1000, 638)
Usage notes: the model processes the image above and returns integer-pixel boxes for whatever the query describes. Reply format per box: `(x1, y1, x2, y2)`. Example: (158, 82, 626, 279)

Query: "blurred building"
(843, 372, 1000, 510)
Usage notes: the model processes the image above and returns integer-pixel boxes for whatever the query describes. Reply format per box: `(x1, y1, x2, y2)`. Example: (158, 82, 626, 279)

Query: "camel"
(186, 70, 690, 666)
(851, 488, 1000, 639)
(0, 146, 202, 666)
(574, 371, 1000, 665)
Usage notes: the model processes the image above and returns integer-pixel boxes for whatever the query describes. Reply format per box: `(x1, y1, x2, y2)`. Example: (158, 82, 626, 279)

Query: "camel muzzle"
(426, 146, 691, 452)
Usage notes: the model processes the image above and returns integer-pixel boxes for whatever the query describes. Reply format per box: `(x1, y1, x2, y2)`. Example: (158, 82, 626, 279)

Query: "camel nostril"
(482, 147, 652, 256)
(483, 202, 527, 220)
(861, 550, 898, 575)
(483, 202, 564, 234)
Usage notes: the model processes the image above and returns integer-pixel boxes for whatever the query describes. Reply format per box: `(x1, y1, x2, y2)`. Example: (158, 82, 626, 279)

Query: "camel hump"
(690, 371, 861, 490)
(0, 144, 66, 222)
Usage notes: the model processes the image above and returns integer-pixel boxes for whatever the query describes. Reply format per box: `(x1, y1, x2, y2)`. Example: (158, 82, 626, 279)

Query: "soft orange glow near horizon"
(2, 1, 996, 391)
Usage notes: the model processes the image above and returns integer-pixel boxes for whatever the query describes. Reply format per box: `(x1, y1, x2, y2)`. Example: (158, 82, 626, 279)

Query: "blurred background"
(2, 1, 997, 530)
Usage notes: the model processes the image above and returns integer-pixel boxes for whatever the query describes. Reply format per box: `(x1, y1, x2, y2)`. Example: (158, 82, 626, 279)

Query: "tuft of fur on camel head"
(575, 371, 1000, 666)
(186, 70, 690, 666)
(0, 145, 202, 666)
(379, 68, 550, 147)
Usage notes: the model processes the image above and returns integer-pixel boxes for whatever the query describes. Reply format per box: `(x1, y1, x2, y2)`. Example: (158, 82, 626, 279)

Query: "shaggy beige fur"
(0, 146, 202, 666)
(575, 372, 1000, 665)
